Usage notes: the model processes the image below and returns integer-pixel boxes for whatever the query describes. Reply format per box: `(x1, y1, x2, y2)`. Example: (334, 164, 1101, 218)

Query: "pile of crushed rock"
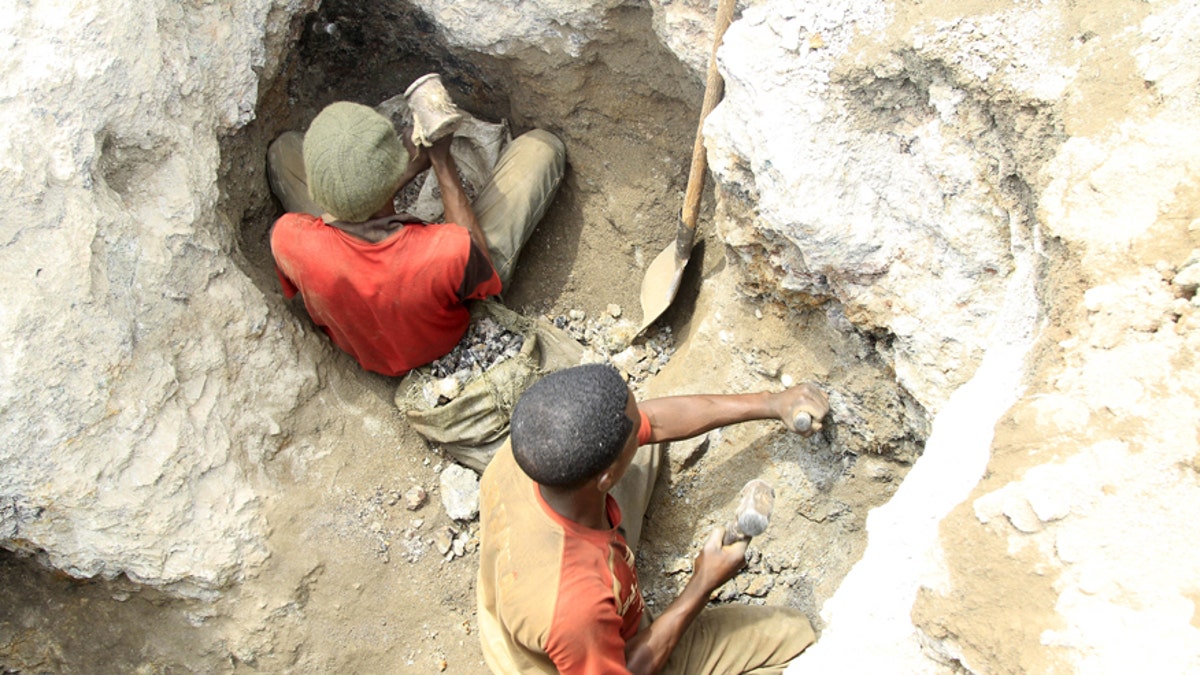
(418, 304, 676, 409)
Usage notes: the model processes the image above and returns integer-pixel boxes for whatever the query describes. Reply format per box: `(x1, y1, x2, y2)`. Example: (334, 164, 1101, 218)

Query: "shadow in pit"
(0, 550, 213, 672)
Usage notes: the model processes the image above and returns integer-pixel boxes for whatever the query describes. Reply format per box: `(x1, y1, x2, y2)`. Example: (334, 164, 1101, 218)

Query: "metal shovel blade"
(634, 0, 735, 335)
(638, 244, 689, 333)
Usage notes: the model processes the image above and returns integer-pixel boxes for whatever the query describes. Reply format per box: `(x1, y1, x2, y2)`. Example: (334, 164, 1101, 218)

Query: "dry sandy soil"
(0, 3, 922, 672)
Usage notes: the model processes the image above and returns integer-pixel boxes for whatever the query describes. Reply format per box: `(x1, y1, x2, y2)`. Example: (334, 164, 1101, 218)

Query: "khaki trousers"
(611, 443, 816, 674)
(663, 605, 815, 674)
(266, 128, 565, 287)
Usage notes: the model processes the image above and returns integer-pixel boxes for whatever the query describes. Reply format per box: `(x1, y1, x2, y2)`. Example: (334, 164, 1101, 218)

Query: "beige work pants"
(611, 443, 816, 673)
(266, 128, 565, 287)
(663, 604, 815, 674)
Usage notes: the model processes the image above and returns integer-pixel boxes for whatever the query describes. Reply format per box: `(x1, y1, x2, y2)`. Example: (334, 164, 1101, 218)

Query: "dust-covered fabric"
(394, 300, 586, 472)
(271, 213, 500, 377)
(476, 439, 645, 674)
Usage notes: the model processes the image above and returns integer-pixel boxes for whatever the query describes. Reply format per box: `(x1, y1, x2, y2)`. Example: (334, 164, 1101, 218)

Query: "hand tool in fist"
(722, 479, 775, 546)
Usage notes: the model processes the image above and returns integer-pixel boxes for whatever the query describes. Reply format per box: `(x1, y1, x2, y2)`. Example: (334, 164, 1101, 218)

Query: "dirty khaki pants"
(266, 128, 565, 286)
(611, 443, 816, 674)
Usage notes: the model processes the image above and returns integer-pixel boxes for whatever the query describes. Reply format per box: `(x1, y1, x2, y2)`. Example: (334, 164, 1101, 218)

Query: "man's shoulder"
(274, 211, 321, 227)
(270, 212, 322, 243)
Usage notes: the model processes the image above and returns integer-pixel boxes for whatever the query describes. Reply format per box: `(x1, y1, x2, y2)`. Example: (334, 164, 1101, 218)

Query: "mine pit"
(4, 1, 929, 672)
(6, 0, 1197, 671)
(223, 0, 929, 634)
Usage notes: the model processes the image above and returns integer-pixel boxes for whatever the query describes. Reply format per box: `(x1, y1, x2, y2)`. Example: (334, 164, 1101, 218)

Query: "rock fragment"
(439, 464, 480, 521)
(548, 309, 676, 395)
(404, 486, 427, 511)
(423, 317, 525, 407)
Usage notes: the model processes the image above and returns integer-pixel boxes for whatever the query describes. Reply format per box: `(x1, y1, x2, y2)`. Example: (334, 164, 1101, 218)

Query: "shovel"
(637, 0, 737, 333)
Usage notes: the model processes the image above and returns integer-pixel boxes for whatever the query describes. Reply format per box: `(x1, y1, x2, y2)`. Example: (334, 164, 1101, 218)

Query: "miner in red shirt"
(266, 98, 564, 376)
(478, 363, 829, 673)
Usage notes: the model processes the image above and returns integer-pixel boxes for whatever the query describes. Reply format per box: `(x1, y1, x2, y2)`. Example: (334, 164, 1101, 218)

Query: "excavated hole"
(0, 3, 934, 669)
(218, 0, 928, 637)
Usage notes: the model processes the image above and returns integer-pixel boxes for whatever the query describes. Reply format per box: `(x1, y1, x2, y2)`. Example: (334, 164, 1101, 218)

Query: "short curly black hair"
(510, 364, 634, 488)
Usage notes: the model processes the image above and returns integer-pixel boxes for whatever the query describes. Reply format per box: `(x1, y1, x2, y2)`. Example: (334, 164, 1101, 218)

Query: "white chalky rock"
(0, 0, 318, 597)
(439, 464, 481, 522)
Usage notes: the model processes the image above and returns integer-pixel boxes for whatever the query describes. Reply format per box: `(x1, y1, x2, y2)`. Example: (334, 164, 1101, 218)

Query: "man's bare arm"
(427, 136, 493, 269)
(624, 530, 748, 674)
(397, 130, 431, 190)
(639, 383, 829, 443)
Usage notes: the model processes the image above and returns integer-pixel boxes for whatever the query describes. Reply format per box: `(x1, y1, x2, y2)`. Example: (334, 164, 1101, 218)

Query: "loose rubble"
(420, 317, 525, 408)
(421, 305, 676, 410)
(433, 523, 478, 562)
(546, 305, 675, 396)
(646, 546, 806, 607)
(404, 486, 427, 511)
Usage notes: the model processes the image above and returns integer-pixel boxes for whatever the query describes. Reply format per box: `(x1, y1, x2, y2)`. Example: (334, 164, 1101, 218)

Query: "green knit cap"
(303, 101, 409, 223)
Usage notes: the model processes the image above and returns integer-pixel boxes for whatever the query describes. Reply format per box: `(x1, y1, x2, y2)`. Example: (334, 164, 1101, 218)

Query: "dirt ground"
(0, 3, 925, 673)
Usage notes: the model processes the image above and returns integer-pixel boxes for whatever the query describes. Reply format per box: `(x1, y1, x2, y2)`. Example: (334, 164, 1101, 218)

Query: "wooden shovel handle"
(680, 0, 737, 236)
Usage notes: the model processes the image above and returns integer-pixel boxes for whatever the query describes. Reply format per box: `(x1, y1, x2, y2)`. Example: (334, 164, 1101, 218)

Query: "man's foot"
(776, 383, 829, 437)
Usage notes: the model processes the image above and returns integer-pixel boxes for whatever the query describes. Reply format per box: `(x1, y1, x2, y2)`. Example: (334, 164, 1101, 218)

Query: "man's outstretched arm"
(639, 383, 829, 443)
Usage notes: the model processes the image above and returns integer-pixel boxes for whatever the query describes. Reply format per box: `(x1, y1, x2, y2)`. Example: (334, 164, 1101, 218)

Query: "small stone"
(1155, 260, 1176, 281)
(664, 556, 692, 575)
(569, 309, 586, 321)
(434, 526, 455, 556)
(405, 486, 427, 511)
(743, 575, 775, 597)
(607, 304, 622, 318)
(781, 374, 795, 387)
(767, 557, 790, 574)
(717, 581, 742, 602)
(432, 377, 462, 401)
(1174, 260, 1200, 291)
(610, 346, 646, 374)
(439, 464, 480, 521)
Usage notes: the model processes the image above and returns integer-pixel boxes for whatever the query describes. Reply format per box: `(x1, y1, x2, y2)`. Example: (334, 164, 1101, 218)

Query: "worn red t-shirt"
(270, 213, 501, 376)
(477, 412, 654, 674)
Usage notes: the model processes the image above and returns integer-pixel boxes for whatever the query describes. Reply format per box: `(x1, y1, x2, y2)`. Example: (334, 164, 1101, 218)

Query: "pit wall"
(2, 0, 1198, 672)
(697, 0, 1199, 672)
(0, 0, 324, 597)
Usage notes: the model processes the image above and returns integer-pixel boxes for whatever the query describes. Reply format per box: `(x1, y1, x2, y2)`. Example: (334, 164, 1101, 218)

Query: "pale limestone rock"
(0, 0, 318, 596)
(647, 0, 727, 75)
(706, 0, 1056, 414)
(439, 463, 480, 522)
(682, 0, 1200, 673)
(409, 0, 624, 58)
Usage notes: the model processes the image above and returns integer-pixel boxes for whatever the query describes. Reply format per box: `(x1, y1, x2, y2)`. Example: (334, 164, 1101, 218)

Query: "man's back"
(271, 212, 499, 376)
(476, 441, 643, 674)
